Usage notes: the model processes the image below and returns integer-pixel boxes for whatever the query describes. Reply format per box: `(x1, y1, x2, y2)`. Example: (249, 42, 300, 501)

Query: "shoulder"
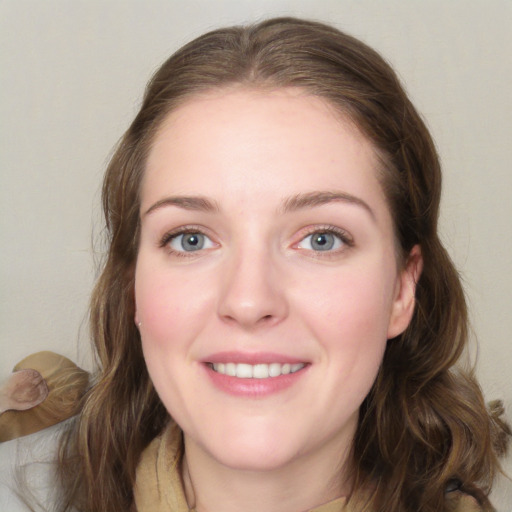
(0, 422, 69, 512)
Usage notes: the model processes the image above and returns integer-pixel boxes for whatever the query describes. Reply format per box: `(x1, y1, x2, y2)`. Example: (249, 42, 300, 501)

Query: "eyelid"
(292, 224, 354, 253)
(159, 225, 218, 256)
(158, 223, 352, 257)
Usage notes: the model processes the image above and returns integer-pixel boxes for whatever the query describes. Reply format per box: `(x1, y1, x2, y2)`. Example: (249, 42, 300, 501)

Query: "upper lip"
(202, 351, 308, 365)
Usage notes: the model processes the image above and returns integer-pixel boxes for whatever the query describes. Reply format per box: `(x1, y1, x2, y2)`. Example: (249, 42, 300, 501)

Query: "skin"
(135, 87, 422, 512)
(0, 369, 47, 414)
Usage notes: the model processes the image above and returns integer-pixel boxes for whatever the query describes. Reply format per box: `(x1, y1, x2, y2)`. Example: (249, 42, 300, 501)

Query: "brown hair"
(57, 17, 508, 511)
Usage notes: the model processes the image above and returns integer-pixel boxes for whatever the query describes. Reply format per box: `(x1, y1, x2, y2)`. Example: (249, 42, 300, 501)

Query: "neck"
(181, 431, 353, 512)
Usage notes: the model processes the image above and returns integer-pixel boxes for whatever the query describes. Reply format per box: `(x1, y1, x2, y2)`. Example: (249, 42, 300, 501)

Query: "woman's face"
(135, 88, 419, 473)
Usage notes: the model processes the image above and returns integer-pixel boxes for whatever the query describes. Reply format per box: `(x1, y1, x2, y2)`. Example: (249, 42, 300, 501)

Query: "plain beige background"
(1, 0, 511, 508)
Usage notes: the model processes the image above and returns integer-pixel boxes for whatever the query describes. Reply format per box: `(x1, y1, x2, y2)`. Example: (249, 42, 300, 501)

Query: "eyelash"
(158, 224, 354, 258)
(159, 225, 214, 258)
(294, 225, 354, 256)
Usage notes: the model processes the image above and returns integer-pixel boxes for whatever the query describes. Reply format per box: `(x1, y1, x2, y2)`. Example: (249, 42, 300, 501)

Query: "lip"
(203, 351, 307, 365)
(201, 352, 310, 397)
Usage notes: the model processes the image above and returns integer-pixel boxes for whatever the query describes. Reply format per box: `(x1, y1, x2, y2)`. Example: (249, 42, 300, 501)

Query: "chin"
(192, 420, 307, 472)
(212, 441, 301, 472)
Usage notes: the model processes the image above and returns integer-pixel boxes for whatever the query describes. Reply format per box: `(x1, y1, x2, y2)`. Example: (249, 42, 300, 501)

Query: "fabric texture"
(134, 422, 483, 512)
(0, 352, 89, 442)
(0, 422, 67, 512)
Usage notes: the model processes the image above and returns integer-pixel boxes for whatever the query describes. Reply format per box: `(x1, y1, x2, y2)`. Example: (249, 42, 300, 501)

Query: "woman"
(55, 17, 508, 512)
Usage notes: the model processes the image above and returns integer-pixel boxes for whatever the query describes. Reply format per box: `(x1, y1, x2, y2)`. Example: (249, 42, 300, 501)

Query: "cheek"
(302, 262, 396, 342)
(134, 261, 210, 416)
(297, 259, 396, 389)
(134, 261, 212, 347)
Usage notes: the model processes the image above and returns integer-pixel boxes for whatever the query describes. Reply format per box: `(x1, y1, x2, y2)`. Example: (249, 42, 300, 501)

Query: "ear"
(387, 244, 423, 339)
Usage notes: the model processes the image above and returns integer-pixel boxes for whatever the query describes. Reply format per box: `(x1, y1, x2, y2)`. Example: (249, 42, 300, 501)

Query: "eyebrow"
(144, 196, 220, 216)
(280, 191, 375, 220)
(144, 190, 375, 220)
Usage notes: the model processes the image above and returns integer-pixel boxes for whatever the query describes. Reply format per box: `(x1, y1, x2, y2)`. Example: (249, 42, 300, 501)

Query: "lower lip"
(203, 364, 308, 397)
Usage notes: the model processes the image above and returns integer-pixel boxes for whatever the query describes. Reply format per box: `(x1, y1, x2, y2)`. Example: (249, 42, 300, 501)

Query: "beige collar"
(134, 422, 480, 512)
(134, 422, 348, 512)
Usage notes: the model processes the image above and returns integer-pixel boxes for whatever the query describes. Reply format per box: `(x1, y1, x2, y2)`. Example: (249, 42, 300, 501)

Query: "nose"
(217, 245, 289, 329)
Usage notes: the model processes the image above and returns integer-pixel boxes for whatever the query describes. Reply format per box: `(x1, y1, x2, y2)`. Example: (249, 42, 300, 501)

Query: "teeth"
(268, 363, 281, 377)
(253, 364, 269, 379)
(236, 363, 253, 378)
(211, 362, 305, 379)
(225, 363, 236, 377)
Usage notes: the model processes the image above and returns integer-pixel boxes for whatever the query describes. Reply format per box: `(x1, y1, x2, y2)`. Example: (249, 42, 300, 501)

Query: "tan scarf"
(133, 423, 481, 512)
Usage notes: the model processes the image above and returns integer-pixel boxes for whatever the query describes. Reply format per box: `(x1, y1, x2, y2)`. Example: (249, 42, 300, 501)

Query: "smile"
(209, 362, 305, 379)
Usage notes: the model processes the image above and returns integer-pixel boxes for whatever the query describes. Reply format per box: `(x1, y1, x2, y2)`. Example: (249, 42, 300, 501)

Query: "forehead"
(142, 87, 387, 217)
(150, 87, 368, 162)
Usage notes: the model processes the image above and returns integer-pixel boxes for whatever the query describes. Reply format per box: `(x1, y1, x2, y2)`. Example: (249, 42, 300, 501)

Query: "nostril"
(257, 314, 280, 327)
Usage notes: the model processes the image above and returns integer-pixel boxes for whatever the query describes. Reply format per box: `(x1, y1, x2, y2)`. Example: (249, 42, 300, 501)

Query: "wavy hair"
(57, 17, 508, 511)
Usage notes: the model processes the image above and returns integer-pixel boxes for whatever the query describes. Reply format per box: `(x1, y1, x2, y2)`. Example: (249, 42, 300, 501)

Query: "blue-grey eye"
(299, 232, 343, 252)
(170, 232, 213, 252)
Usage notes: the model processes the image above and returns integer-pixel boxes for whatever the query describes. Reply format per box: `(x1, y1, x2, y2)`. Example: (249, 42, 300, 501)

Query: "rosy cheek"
(136, 269, 170, 338)
(312, 270, 390, 324)
(136, 264, 210, 347)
